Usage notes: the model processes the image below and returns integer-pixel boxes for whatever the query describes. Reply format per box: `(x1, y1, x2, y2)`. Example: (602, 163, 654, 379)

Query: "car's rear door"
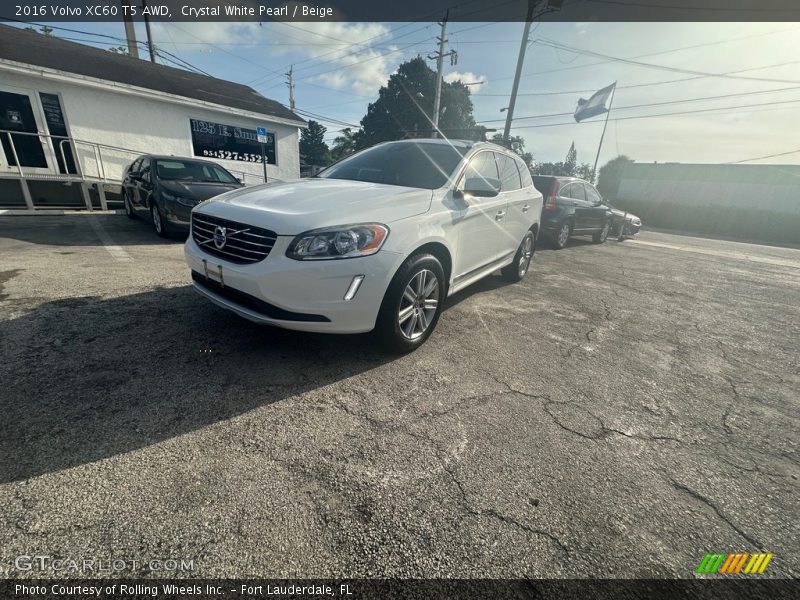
(584, 183, 606, 229)
(453, 151, 507, 278)
(569, 182, 592, 230)
(495, 152, 529, 256)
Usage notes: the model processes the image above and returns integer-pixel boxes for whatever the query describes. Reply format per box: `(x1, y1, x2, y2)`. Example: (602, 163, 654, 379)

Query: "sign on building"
(189, 119, 276, 165)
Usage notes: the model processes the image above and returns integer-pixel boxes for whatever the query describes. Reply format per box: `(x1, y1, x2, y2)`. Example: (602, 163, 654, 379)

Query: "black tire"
(375, 253, 445, 354)
(501, 230, 535, 283)
(123, 190, 136, 219)
(552, 221, 571, 249)
(150, 202, 170, 238)
(592, 220, 611, 244)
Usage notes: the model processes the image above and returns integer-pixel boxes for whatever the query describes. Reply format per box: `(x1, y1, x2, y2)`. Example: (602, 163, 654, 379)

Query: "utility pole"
(121, 1, 139, 58)
(503, 0, 537, 144)
(286, 66, 296, 110)
(428, 11, 456, 138)
(141, 0, 156, 63)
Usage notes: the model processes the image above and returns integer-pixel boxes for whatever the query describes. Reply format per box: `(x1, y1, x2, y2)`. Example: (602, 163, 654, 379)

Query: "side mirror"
(463, 176, 501, 198)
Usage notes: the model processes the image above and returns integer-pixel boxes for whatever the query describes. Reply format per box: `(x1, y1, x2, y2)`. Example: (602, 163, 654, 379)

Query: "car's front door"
(123, 158, 142, 209)
(135, 158, 154, 210)
(495, 152, 529, 256)
(452, 151, 507, 279)
(569, 183, 593, 230)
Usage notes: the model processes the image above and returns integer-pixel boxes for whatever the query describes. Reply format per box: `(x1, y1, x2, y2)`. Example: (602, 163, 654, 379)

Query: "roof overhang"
(0, 58, 307, 129)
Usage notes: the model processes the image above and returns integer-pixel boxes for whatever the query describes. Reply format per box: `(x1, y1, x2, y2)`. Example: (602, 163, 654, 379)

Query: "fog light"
(343, 275, 365, 301)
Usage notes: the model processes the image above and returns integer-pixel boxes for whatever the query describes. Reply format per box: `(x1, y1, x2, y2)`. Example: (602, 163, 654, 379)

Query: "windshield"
(318, 142, 469, 189)
(155, 160, 238, 184)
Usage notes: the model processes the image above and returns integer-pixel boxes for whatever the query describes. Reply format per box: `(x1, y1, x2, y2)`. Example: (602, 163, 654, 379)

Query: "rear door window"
(569, 183, 586, 201)
(496, 153, 522, 191)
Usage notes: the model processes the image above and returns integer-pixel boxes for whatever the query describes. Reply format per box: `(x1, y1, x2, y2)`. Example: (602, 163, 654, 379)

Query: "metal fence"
(0, 129, 271, 212)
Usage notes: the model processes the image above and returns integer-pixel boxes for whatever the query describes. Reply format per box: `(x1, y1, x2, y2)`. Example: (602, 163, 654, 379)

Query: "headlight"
(162, 191, 195, 207)
(286, 224, 389, 260)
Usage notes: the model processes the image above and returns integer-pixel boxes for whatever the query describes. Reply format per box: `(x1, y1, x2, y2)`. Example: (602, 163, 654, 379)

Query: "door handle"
(522, 204, 530, 213)
(495, 210, 505, 221)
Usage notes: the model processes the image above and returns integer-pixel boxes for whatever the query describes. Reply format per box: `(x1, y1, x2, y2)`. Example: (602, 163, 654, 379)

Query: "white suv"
(184, 139, 542, 352)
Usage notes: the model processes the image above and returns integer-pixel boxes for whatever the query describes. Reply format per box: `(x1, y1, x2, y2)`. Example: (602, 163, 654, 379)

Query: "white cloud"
(443, 71, 488, 94)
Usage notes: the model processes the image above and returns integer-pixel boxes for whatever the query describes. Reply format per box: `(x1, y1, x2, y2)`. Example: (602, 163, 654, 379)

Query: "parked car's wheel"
(552, 221, 571, 249)
(501, 230, 535, 283)
(123, 191, 135, 219)
(376, 253, 445, 353)
(151, 202, 169, 238)
(593, 220, 611, 244)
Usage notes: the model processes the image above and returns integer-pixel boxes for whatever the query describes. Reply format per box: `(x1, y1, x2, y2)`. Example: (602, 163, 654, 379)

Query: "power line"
(726, 148, 800, 164)
(585, 0, 798, 12)
(477, 85, 800, 123)
(509, 98, 800, 130)
(534, 38, 800, 86)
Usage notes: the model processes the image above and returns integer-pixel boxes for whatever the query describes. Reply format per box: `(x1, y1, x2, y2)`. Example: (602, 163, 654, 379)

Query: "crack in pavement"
(669, 479, 762, 549)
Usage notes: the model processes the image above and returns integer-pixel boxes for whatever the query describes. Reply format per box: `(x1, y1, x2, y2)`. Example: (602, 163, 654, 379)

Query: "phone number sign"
(190, 119, 276, 165)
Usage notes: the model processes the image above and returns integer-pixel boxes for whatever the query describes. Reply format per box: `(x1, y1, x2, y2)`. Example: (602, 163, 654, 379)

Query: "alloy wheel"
(397, 269, 440, 340)
(151, 205, 162, 234)
(519, 234, 534, 277)
(558, 223, 570, 247)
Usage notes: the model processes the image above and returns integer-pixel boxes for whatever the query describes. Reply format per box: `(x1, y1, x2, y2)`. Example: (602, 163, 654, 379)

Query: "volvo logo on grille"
(213, 226, 227, 249)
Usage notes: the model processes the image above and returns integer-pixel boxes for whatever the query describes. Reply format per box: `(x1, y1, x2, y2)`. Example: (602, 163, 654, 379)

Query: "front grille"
(192, 212, 277, 264)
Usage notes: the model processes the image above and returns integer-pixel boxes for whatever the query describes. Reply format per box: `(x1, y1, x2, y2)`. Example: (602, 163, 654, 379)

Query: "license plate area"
(202, 259, 225, 287)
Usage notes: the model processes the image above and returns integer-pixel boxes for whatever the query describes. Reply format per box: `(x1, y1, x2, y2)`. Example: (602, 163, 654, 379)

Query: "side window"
(517, 160, 533, 188)
(496, 153, 522, 191)
(129, 158, 142, 176)
(558, 182, 572, 198)
(460, 151, 499, 189)
(585, 184, 602, 204)
(569, 183, 586, 201)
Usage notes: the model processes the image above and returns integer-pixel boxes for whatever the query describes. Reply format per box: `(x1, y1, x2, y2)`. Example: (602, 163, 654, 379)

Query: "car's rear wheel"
(593, 221, 610, 244)
(501, 230, 535, 282)
(376, 253, 445, 353)
(552, 221, 571, 249)
(151, 203, 169, 238)
(123, 191, 135, 219)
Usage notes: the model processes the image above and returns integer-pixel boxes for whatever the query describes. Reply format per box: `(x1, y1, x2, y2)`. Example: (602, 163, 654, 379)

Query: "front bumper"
(184, 235, 405, 334)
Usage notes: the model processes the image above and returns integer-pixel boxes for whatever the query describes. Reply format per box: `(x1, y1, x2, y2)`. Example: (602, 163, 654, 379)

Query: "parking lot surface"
(1, 215, 798, 578)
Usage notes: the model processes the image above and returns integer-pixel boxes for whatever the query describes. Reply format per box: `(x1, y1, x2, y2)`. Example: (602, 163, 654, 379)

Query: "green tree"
(576, 162, 595, 182)
(299, 120, 331, 166)
(490, 134, 533, 169)
(532, 162, 569, 176)
(355, 57, 480, 148)
(108, 46, 130, 55)
(26, 25, 53, 36)
(330, 128, 357, 162)
(563, 142, 577, 176)
(597, 155, 634, 199)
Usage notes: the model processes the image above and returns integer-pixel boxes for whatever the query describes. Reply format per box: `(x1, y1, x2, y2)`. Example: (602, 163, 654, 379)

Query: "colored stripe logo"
(696, 552, 773, 574)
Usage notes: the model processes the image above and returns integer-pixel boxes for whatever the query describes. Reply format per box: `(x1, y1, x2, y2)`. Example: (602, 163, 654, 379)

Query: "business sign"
(189, 119, 275, 165)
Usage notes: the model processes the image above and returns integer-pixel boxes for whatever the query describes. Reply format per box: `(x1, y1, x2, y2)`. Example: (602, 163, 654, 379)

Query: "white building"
(0, 24, 306, 210)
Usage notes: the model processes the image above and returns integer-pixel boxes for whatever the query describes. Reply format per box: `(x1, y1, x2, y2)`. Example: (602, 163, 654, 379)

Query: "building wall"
(614, 163, 800, 245)
(0, 69, 300, 184)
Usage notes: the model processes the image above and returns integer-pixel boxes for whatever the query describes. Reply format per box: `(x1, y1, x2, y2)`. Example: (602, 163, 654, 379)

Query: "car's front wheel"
(123, 190, 136, 219)
(376, 253, 445, 353)
(151, 203, 169, 238)
(593, 220, 610, 244)
(501, 230, 535, 282)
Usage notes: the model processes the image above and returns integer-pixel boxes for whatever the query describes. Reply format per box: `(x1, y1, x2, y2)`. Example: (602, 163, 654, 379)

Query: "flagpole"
(592, 82, 616, 181)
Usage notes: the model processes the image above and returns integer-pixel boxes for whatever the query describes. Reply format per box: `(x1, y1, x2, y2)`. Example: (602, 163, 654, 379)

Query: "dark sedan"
(122, 155, 243, 237)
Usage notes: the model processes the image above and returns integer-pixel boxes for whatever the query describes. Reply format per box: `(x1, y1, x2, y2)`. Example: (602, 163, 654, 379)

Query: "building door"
(0, 89, 53, 174)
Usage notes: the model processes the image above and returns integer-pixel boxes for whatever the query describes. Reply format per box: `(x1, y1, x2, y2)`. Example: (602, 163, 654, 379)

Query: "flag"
(574, 82, 616, 122)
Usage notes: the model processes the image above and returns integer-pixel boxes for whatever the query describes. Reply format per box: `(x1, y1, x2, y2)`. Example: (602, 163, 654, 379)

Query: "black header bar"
(3, 0, 800, 23)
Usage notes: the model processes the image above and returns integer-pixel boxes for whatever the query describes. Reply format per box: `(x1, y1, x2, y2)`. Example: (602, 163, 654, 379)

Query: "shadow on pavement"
(0, 215, 187, 246)
(0, 286, 392, 483)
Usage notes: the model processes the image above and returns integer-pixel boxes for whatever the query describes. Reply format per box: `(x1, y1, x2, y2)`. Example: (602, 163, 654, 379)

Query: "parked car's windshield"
(155, 160, 238, 184)
(318, 142, 469, 189)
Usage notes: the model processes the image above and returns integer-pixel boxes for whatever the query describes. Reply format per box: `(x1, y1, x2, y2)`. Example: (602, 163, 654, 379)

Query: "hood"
(195, 178, 434, 235)
(160, 180, 241, 202)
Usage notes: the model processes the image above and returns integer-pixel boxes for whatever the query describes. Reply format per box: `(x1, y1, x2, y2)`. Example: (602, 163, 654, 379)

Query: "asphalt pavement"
(0, 214, 797, 579)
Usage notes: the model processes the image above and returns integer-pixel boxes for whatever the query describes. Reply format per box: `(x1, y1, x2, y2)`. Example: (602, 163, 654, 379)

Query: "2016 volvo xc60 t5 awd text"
(184, 139, 543, 352)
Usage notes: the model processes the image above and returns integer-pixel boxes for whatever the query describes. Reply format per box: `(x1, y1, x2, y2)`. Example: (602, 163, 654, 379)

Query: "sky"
(11, 20, 800, 167)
